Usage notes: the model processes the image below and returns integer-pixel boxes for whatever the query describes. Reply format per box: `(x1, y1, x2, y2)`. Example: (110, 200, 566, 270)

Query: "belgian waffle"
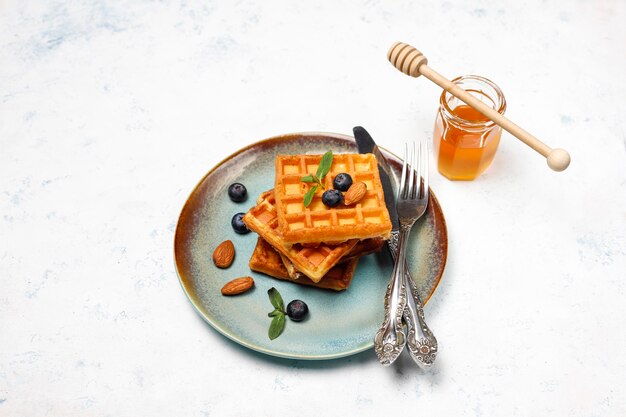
(344, 236, 385, 259)
(243, 190, 358, 282)
(280, 237, 385, 280)
(274, 153, 393, 244)
(249, 238, 358, 291)
(248, 237, 290, 280)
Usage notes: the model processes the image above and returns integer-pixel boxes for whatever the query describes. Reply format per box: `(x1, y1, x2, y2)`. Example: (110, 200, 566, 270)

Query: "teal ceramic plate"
(174, 132, 447, 360)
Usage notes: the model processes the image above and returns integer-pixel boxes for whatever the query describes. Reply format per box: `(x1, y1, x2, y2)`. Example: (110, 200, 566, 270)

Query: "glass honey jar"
(433, 75, 507, 180)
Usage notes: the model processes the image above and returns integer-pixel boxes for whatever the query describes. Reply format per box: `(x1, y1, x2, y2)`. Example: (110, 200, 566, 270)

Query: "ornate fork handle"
(374, 230, 409, 365)
(387, 230, 438, 368)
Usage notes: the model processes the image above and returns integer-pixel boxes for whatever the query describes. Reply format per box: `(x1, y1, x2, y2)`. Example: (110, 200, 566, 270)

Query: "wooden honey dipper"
(388, 42, 571, 172)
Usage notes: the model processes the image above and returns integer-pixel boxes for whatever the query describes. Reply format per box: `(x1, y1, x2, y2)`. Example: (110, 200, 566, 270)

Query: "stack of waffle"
(244, 153, 392, 291)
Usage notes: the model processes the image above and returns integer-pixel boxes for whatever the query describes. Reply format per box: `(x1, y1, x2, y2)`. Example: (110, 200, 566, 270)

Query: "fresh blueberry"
(228, 183, 247, 202)
(231, 212, 250, 234)
(286, 300, 309, 322)
(322, 189, 343, 207)
(332, 173, 353, 192)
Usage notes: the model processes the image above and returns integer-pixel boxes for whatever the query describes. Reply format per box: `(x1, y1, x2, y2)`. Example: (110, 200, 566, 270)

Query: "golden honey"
(433, 75, 506, 180)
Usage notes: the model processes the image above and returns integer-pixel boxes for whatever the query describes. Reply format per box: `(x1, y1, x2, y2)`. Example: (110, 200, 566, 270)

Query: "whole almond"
(221, 276, 254, 296)
(213, 240, 235, 268)
(344, 181, 367, 205)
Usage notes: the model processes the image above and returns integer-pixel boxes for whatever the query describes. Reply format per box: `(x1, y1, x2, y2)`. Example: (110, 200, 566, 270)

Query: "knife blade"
(353, 126, 399, 232)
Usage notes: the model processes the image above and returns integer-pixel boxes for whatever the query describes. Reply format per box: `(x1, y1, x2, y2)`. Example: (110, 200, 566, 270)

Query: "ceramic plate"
(174, 132, 447, 360)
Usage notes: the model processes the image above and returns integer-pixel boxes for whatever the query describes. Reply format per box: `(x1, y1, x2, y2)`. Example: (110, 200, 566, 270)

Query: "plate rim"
(173, 131, 448, 360)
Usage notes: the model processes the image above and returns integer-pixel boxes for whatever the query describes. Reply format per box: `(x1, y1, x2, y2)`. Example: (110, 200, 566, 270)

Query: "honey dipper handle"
(387, 42, 571, 172)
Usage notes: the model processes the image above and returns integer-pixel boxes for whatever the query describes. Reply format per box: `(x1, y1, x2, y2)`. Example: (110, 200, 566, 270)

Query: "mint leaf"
(303, 185, 318, 207)
(316, 150, 333, 180)
(268, 313, 286, 340)
(267, 287, 284, 311)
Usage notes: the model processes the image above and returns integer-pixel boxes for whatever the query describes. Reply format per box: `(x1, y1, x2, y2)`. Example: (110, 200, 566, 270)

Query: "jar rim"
(440, 75, 507, 128)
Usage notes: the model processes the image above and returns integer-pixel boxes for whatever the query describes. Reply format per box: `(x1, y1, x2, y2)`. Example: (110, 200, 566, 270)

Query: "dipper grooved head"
(388, 42, 428, 77)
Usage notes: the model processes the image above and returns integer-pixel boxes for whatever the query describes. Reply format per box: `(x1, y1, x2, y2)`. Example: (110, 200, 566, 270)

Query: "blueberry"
(333, 173, 353, 192)
(286, 300, 309, 322)
(322, 189, 343, 207)
(228, 183, 247, 202)
(231, 212, 250, 234)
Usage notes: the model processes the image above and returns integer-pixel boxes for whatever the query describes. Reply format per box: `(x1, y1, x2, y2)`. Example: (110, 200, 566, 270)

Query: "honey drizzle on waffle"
(243, 190, 358, 282)
(249, 238, 358, 291)
(274, 153, 393, 244)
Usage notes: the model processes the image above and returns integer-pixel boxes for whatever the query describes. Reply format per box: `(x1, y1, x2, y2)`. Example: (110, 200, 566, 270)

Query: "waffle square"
(274, 153, 393, 244)
(243, 190, 358, 282)
(249, 237, 359, 291)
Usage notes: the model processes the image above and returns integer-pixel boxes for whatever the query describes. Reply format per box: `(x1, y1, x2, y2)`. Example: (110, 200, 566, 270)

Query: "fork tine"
(413, 141, 419, 199)
(399, 142, 407, 200)
(407, 142, 415, 200)
(408, 142, 413, 200)
(422, 139, 429, 199)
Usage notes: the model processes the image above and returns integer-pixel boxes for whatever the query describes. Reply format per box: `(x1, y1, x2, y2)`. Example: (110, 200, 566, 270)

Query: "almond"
(344, 181, 367, 205)
(221, 276, 254, 296)
(213, 240, 235, 268)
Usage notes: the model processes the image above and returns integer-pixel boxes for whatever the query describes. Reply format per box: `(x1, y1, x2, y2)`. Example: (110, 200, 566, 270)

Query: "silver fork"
(399, 140, 437, 368)
(374, 141, 430, 365)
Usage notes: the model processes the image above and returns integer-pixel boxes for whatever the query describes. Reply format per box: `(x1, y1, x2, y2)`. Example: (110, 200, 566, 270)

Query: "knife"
(355, 126, 407, 365)
(354, 126, 438, 368)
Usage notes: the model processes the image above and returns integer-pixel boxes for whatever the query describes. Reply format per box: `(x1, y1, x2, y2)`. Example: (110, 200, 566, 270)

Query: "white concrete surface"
(1, 1, 624, 415)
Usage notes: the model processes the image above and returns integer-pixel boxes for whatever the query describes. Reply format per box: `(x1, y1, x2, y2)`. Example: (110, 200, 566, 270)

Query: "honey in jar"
(433, 75, 507, 180)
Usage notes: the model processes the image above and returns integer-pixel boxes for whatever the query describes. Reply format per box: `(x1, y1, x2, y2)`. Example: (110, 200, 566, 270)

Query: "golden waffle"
(280, 237, 384, 280)
(248, 237, 290, 280)
(243, 190, 358, 282)
(249, 238, 358, 291)
(344, 236, 385, 259)
(274, 153, 393, 244)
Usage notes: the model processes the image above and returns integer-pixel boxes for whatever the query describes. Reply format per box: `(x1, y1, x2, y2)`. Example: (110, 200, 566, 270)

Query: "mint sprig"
(267, 287, 286, 340)
(301, 150, 333, 207)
